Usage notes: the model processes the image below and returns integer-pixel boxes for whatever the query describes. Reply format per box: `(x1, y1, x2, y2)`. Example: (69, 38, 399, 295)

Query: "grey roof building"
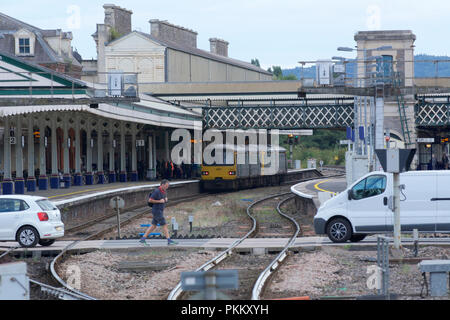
(0, 11, 82, 78)
(86, 4, 272, 85)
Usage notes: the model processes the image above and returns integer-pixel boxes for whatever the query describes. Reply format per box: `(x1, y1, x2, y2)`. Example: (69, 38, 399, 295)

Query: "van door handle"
(383, 197, 388, 206)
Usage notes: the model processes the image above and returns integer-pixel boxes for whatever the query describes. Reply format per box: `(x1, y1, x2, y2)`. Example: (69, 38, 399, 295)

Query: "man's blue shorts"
(152, 214, 167, 226)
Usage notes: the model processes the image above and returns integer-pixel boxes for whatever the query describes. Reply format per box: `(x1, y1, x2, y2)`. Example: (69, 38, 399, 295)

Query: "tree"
(270, 65, 298, 80)
(251, 58, 261, 67)
(271, 66, 283, 79)
(282, 74, 297, 80)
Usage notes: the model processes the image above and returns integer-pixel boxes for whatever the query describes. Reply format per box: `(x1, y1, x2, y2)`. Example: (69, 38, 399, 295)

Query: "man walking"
(139, 180, 178, 246)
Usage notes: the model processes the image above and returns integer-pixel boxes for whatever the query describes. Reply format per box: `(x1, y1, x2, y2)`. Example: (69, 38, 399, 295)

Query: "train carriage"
(201, 144, 288, 191)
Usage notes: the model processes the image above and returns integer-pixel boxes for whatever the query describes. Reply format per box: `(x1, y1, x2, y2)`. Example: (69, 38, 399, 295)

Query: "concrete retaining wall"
(56, 181, 201, 228)
(281, 169, 322, 184)
(293, 196, 318, 216)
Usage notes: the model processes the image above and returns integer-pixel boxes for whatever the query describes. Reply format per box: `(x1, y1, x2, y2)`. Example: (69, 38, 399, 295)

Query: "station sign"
(109, 196, 125, 209)
(279, 130, 313, 136)
(417, 138, 434, 143)
(340, 140, 353, 145)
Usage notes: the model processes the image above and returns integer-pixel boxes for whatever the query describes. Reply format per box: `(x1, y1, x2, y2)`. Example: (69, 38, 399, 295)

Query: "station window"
(19, 38, 31, 54)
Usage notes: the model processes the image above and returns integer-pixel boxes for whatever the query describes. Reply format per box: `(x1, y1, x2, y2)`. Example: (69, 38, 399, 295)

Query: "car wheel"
(17, 226, 40, 248)
(327, 218, 352, 243)
(350, 234, 367, 242)
(38, 239, 56, 247)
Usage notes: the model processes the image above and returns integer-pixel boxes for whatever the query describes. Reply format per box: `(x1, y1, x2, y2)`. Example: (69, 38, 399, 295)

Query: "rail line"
(46, 167, 343, 300)
(168, 170, 345, 300)
(63, 193, 219, 241)
(252, 195, 299, 300)
(167, 192, 292, 300)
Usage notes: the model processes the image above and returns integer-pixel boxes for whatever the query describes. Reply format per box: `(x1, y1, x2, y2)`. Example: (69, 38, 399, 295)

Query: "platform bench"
(418, 260, 450, 297)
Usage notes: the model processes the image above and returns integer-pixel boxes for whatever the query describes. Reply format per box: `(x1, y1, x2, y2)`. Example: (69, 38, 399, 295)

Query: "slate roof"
(110, 31, 272, 76)
(0, 11, 81, 67)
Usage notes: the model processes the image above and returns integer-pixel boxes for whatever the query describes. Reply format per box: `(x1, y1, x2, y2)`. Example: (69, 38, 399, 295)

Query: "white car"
(0, 195, 64, 248)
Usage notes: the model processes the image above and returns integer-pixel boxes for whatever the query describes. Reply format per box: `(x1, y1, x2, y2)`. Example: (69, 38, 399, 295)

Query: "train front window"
(203, 147, 235, 166)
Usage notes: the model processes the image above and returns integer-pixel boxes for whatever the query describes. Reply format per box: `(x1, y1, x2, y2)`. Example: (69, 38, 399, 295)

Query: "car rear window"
(36, 199, 57, 211)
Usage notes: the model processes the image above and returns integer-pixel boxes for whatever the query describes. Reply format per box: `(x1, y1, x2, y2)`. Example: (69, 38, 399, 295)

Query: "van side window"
(352, 179, 367, 200)
(352, 175, 387, 200)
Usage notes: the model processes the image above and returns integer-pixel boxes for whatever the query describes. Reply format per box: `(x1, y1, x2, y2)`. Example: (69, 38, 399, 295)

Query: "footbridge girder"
(202, 103, 355, 130)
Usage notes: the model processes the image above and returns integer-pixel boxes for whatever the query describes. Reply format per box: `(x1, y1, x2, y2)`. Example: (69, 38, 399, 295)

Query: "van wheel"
(327, 218, 352, 243)
(39, 239, 55, 247)
(17, 226, 40, 248)
(350, 234, 367, 242)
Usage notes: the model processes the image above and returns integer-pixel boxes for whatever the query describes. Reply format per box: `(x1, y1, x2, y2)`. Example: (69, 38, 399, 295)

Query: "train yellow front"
(201, 144, 288, 191)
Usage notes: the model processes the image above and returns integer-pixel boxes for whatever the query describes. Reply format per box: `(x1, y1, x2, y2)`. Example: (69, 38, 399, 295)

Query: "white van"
(314, 171, 450, 243)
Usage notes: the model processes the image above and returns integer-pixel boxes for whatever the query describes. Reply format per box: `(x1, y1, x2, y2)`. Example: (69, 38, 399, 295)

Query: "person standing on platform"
(442, 153, 449, 170)
(432, 154, 437, 170)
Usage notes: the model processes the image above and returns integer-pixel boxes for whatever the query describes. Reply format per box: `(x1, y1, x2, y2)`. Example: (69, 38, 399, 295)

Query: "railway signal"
(189, 216, 194, 233)
(110, 196, 125, 239)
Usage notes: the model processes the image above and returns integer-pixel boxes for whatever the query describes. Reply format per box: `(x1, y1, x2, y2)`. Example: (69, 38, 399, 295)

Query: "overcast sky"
(2, 0, 450, 69)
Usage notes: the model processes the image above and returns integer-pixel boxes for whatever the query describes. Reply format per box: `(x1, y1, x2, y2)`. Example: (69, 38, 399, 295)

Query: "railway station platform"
(42, 179, 199, 204)
(290, 176, 347, 216)
(42, 179, 201, 230)
(38, 168, 313, 204)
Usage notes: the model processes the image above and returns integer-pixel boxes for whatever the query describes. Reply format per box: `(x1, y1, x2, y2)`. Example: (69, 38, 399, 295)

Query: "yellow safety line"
(314, 180, 337, 195)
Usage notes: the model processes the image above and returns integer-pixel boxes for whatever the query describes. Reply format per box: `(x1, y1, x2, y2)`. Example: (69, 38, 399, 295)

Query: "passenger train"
(201, 144, 288, 191)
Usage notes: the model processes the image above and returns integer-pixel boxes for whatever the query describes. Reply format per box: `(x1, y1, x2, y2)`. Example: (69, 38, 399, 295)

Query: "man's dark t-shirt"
(150, 187, 166, 216)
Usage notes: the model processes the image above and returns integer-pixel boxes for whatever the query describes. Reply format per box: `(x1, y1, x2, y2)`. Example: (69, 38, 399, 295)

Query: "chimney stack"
(150, 19, 197, 48)
(103, 4, 133, 36)
(209, 38, 229, 57)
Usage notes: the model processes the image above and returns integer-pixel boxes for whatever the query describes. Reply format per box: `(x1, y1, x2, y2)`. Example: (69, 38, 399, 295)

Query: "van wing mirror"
(388, 196, 395, 211)
(348, 189, 353, 201)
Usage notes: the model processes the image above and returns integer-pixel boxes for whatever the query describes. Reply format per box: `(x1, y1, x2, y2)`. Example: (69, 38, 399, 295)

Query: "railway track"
(166, 170, 346, 301)
(167, 168, 347, 300)
(62, 193, 219, 241)
(60, 166, 343, 241)
(43, 168, 344, 300)
(167, 192, 300, 300)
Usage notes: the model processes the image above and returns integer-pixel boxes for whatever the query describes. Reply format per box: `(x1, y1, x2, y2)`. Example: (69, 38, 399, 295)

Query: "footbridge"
(151, 82, 450, 135)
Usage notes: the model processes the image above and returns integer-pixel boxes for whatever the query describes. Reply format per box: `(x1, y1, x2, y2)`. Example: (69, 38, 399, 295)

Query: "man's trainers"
(168, 239, 178, 246)
(139, 238, 150, 246)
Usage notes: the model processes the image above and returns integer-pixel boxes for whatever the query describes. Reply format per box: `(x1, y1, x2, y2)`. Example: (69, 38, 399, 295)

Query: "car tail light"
(229, 171, 236, 176)
(37, 212, 49, 221)
(202, 171, 209, 176)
